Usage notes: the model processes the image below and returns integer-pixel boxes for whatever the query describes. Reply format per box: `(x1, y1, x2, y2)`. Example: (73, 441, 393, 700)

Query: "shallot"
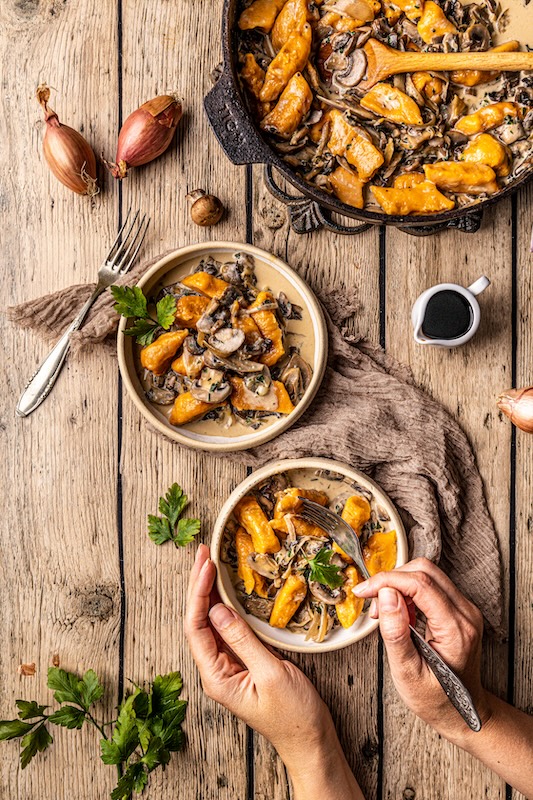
(36, 84, 98, 196)
(105, 94, 183, 179)
(497, 386, 533, 433)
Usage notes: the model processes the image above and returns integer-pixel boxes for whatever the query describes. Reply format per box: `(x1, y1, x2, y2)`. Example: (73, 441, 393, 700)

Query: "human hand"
(184, 544, 334, 767)
(353, 557, 491, 739)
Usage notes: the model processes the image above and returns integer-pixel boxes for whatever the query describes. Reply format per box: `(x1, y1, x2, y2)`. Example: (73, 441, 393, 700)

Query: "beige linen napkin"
(7, 258, 505, 637)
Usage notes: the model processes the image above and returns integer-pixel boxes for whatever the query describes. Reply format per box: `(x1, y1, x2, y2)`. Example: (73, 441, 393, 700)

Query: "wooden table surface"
(1, 1, 532, 798)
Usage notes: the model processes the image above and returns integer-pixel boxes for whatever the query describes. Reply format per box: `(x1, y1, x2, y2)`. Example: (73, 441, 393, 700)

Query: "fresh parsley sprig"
(148, 483, 201, 548)
(111, 285, 177, 346)
(0, 667, 187, 800)
(307, 548, 344, 590)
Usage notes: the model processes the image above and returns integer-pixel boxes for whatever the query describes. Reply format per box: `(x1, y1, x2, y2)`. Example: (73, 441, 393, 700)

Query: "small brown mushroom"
(246, 553, 280, 579)
(208, 326, 246, 356)
(187, 189, 224, 227)
(308, 581, 346, 605)
(331, 50, 367, 92)
(190, 367, 232, 403)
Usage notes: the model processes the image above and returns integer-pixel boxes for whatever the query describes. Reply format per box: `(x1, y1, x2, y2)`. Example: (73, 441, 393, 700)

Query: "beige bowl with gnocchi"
(211, 457, 409, 653)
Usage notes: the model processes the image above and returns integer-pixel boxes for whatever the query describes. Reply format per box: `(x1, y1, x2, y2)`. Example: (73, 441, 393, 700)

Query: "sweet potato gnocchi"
(139, 252, 313, 432)
(221, 469, 398, 643)
(237, 0, 533, 216)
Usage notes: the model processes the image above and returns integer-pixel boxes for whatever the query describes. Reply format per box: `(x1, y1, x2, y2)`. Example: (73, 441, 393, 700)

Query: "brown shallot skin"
(36, 84, 98, 196)
(497, 387, 533, 433)
(106, 94, 183, 179)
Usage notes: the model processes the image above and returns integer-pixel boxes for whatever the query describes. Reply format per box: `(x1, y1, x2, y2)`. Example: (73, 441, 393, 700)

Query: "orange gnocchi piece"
(235, 527, 268, 597)
(454, 102, 521, 136)
(329, 165, 365, 209)
(261, 72, 313, 138)
(174, 295, 210, 328)
(451, 41, 520, 87)
(234, 495, 281, 554)
(248, 290, 285, 366)
(169, 391, 226, 426)
(412, 72, 445, 102)
(333, 494, 372, 561)
(370, 181, 455, 215)
(393, 172, 426, 189)
(382, 0, 423, 21)
(238, 0, 287, 32)
(271, 0, 312, 51)
(274, 487, 329, 518)
(229, 377, 295, 415)
(336, 566, 365, 628)
(417, 1, 457, 44)
(260, 23, 312, 102)
(140, 330, 188, 376)
(327, 109, 384, 181)
(363, 530, 397, 575)
(269, 573, 307, 628)
(423, 162, 499, 194)
(461, 134, 510, 178)
(180, 271, 230, 298)
(361, 83, 423, 125)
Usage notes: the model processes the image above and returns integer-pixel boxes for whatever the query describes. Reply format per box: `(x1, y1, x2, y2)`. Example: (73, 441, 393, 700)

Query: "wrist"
(437, 688, 495, 749)
(280, 717, 364, 800)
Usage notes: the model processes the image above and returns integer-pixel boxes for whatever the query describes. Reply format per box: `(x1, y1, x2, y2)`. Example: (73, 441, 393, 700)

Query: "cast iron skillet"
(204, 0, 532, 233)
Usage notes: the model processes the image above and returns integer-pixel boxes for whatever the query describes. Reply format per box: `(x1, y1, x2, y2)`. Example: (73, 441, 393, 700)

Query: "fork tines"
(106, 208, 151, 274)
(297, 497, 336, 533)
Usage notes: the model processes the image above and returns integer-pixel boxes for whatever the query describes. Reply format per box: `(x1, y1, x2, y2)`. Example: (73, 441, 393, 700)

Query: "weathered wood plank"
(251, 167, 382, 800)
(118, 1, 249, 798)
(383, 204, 514, 799)
(0, 1, 120, 798)
(512, 184, 533, 800)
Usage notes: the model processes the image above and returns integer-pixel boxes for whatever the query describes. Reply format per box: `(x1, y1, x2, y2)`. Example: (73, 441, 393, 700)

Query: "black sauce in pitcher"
(421, 290, 473, 340)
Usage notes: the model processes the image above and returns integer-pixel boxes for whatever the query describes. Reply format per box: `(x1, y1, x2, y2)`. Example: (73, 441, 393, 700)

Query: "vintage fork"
(298, 498, 482, 732)
(16, 209, 150, 418)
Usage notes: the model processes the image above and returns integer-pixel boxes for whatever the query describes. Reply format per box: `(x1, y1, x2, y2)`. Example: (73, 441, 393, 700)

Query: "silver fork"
(16, 209, 150, 418)
(298, 498, 482, 732)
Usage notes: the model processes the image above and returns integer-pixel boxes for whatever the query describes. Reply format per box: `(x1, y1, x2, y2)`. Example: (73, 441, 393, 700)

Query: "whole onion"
(106, 94, 183, 179)
(36, 84, 98, 196)
(497, 386, 533, 433)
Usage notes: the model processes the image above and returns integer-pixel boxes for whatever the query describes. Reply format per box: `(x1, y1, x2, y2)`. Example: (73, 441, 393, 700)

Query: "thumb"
(378, 588, 421, 679)
(209, 603, 280, 673)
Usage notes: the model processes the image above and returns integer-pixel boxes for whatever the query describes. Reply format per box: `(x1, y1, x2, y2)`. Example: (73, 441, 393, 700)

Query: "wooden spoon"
(358, 38, 533, 91)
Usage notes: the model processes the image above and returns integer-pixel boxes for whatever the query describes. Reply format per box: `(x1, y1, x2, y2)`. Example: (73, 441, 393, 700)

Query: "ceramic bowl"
(117, 242, 327, 452)
(211, 457, 409, 654)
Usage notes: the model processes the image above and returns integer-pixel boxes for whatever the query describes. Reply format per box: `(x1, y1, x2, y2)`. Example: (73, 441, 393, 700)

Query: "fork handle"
(16, 285, 104, 418)
(409, 625, 482, 732)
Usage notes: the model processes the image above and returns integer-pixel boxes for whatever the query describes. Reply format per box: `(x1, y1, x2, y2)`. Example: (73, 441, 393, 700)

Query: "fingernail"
(195, 545, 206, 563)
(353, 580, 369, 595)
(209, 603, 237, 630)
(379, 588, 400, 612)
(199, 557, 211, 575)
(369, 598, 378, 618)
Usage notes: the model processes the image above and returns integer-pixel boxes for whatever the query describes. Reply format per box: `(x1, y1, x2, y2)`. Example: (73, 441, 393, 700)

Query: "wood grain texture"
(0, 0, 120, 798)
(512, 184, 533, 800)
(1, 0, 532, 797)
(383, 204, 514, 799)
(251, 167, 382, 800)
(117, 1, 249, 797)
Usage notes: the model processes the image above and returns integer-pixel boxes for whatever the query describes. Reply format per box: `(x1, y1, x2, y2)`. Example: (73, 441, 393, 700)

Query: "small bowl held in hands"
(211, 458, 408, 654)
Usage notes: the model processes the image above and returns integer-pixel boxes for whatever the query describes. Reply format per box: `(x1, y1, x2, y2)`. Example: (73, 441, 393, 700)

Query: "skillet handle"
(204, 70, 270, 166)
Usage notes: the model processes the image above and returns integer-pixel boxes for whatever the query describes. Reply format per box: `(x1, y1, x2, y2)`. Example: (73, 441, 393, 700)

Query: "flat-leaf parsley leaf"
(148, 483, 201, 549)
(307, 548, 344, 589)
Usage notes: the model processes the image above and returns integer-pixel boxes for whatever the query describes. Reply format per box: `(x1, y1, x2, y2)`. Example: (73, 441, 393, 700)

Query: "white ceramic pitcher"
(411, 276, 490, 347)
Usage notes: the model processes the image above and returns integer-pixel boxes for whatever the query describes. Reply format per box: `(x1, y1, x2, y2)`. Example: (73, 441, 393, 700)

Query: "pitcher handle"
(467, 276, 490, 296)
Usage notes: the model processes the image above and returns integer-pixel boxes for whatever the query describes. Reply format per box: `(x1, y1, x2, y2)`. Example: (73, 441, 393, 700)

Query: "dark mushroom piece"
(196, 297, 226, 335)
(190, 367, 232, 404)
(461, 23, 491, 51)
(308, 581, 346, 605)
(208, 327, 246, 357)
(242, 596, 274, 621)
(330, 50, 367, 93)
(246, 553, 280, 580)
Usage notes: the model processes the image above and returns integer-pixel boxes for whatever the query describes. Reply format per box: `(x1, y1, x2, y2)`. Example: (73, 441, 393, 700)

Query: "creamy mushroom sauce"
(237, 0, 533, 215)
(136, 251, 315, 437)
(221, 468, 398, 643)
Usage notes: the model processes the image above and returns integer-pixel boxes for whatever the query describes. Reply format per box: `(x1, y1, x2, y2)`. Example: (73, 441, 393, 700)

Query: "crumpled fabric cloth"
(7, 256, 504, 637)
